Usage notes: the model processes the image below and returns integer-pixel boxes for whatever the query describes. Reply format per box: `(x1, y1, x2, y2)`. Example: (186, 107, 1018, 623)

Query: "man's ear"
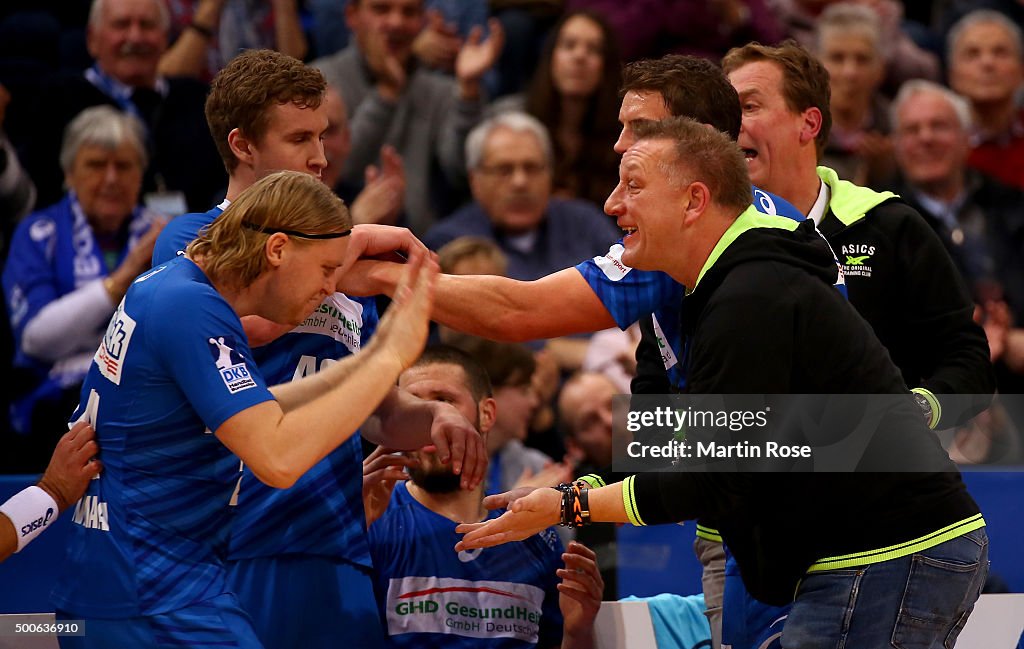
(478, 397, 497, 436)
(800, 107, 823, 148)
(228, 128, 254, 167)
(264, 232, 290, 268)
(682, 181, 711, 226)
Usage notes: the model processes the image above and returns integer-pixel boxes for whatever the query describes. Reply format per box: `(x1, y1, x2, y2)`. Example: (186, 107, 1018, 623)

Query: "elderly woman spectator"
(2, 106, 164, 466)
(817, 3, 895, 188)
(491, 10, 622, 208)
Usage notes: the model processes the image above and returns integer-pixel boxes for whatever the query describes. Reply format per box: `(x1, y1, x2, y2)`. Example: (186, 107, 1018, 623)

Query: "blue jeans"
(782, 528, 989, 649)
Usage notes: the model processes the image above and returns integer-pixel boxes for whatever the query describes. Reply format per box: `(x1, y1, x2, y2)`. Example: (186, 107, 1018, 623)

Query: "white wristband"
(0, 486, 59, 553)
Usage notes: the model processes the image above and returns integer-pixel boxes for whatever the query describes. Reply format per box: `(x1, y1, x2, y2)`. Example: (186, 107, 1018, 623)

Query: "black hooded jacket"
(627, 211, 980, 605)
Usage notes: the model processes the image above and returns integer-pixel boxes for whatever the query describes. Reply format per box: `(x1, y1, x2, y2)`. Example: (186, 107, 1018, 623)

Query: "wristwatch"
(913, 391, 933, 426)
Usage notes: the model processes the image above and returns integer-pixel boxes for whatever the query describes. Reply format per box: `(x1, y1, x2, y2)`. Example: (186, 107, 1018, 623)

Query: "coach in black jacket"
(457, 117, 988, 649)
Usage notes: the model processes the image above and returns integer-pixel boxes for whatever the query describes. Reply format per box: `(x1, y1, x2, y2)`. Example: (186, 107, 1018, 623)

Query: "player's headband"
(241, 221, 351, 239)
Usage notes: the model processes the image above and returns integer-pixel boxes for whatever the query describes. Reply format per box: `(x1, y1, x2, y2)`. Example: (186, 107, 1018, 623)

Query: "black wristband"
(188, 21, 215, 39)
(575, 480, 590, 527)
(555, 483, 573, 527)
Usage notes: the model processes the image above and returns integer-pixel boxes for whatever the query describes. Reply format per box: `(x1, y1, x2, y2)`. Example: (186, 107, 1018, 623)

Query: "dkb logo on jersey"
(208, 335, 256, 393)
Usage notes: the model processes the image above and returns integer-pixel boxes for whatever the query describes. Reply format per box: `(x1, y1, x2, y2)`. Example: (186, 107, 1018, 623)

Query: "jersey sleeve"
(574, 242, 685, 330)
(146, 282, 275, 432)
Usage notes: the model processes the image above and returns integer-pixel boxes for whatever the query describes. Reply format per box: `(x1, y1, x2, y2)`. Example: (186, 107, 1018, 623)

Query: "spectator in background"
(159, 0, 308, 82)
(492, 10, 622, 208)
(947, 10, 1024, 190)
(321, 85, 406, 225)
(768, 0, 939, 92)
(424, 112, 619, 280)
(816, 3, 895, 188)
(889, 79, 1024, 452)
(437, 235, 509, 277)
(313, 0, 504, 236)
(890, 80, 1024, 328)
(424, 112, 618, 376)
(941, 1, 1024, 57)
(5, 0, 225, 215)
(2, 106, 164, 469)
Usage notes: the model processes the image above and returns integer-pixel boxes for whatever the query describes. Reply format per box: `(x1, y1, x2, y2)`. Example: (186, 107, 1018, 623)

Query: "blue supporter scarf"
(84, 65, 168, 122)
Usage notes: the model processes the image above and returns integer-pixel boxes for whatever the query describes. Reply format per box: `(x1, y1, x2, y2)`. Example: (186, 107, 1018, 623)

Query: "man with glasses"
(423, 112, 620, 281)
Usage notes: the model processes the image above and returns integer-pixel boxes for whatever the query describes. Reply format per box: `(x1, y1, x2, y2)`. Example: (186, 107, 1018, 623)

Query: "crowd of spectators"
(1, 0, 1022, 474)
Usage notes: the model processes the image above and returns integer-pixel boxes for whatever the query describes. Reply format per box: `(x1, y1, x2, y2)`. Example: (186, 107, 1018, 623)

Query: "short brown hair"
(453, 338, 536, 390)
(413, 345, 493, 402)
(633, 117, 752, 212)
(205, 49, 327, 173)
(187, 171, 351, 289)
(622, 54, 742, 140)
(722, 40, 832, 157)
(437, 236, 508, 276)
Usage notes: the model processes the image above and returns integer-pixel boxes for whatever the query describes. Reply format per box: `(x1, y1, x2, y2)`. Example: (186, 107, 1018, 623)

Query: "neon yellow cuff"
(622, 476, 646, 526)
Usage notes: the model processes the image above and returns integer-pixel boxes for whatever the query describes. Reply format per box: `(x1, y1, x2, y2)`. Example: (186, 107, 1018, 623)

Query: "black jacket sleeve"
(892, 205, 995, 426)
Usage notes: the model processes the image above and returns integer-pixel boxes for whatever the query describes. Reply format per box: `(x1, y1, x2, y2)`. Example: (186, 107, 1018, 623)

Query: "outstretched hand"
(455, 486, 561, 551)
(481, 486, 539, 511)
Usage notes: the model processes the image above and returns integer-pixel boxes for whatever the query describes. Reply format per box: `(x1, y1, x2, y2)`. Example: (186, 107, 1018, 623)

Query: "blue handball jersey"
(369, 483, 564, 648)
(152, 203, 380, 566)
(51, 257, 275, 618)
(228, 293, 379, 563)
(152, 206, 224, 265)
(576, 188, 805, 389)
